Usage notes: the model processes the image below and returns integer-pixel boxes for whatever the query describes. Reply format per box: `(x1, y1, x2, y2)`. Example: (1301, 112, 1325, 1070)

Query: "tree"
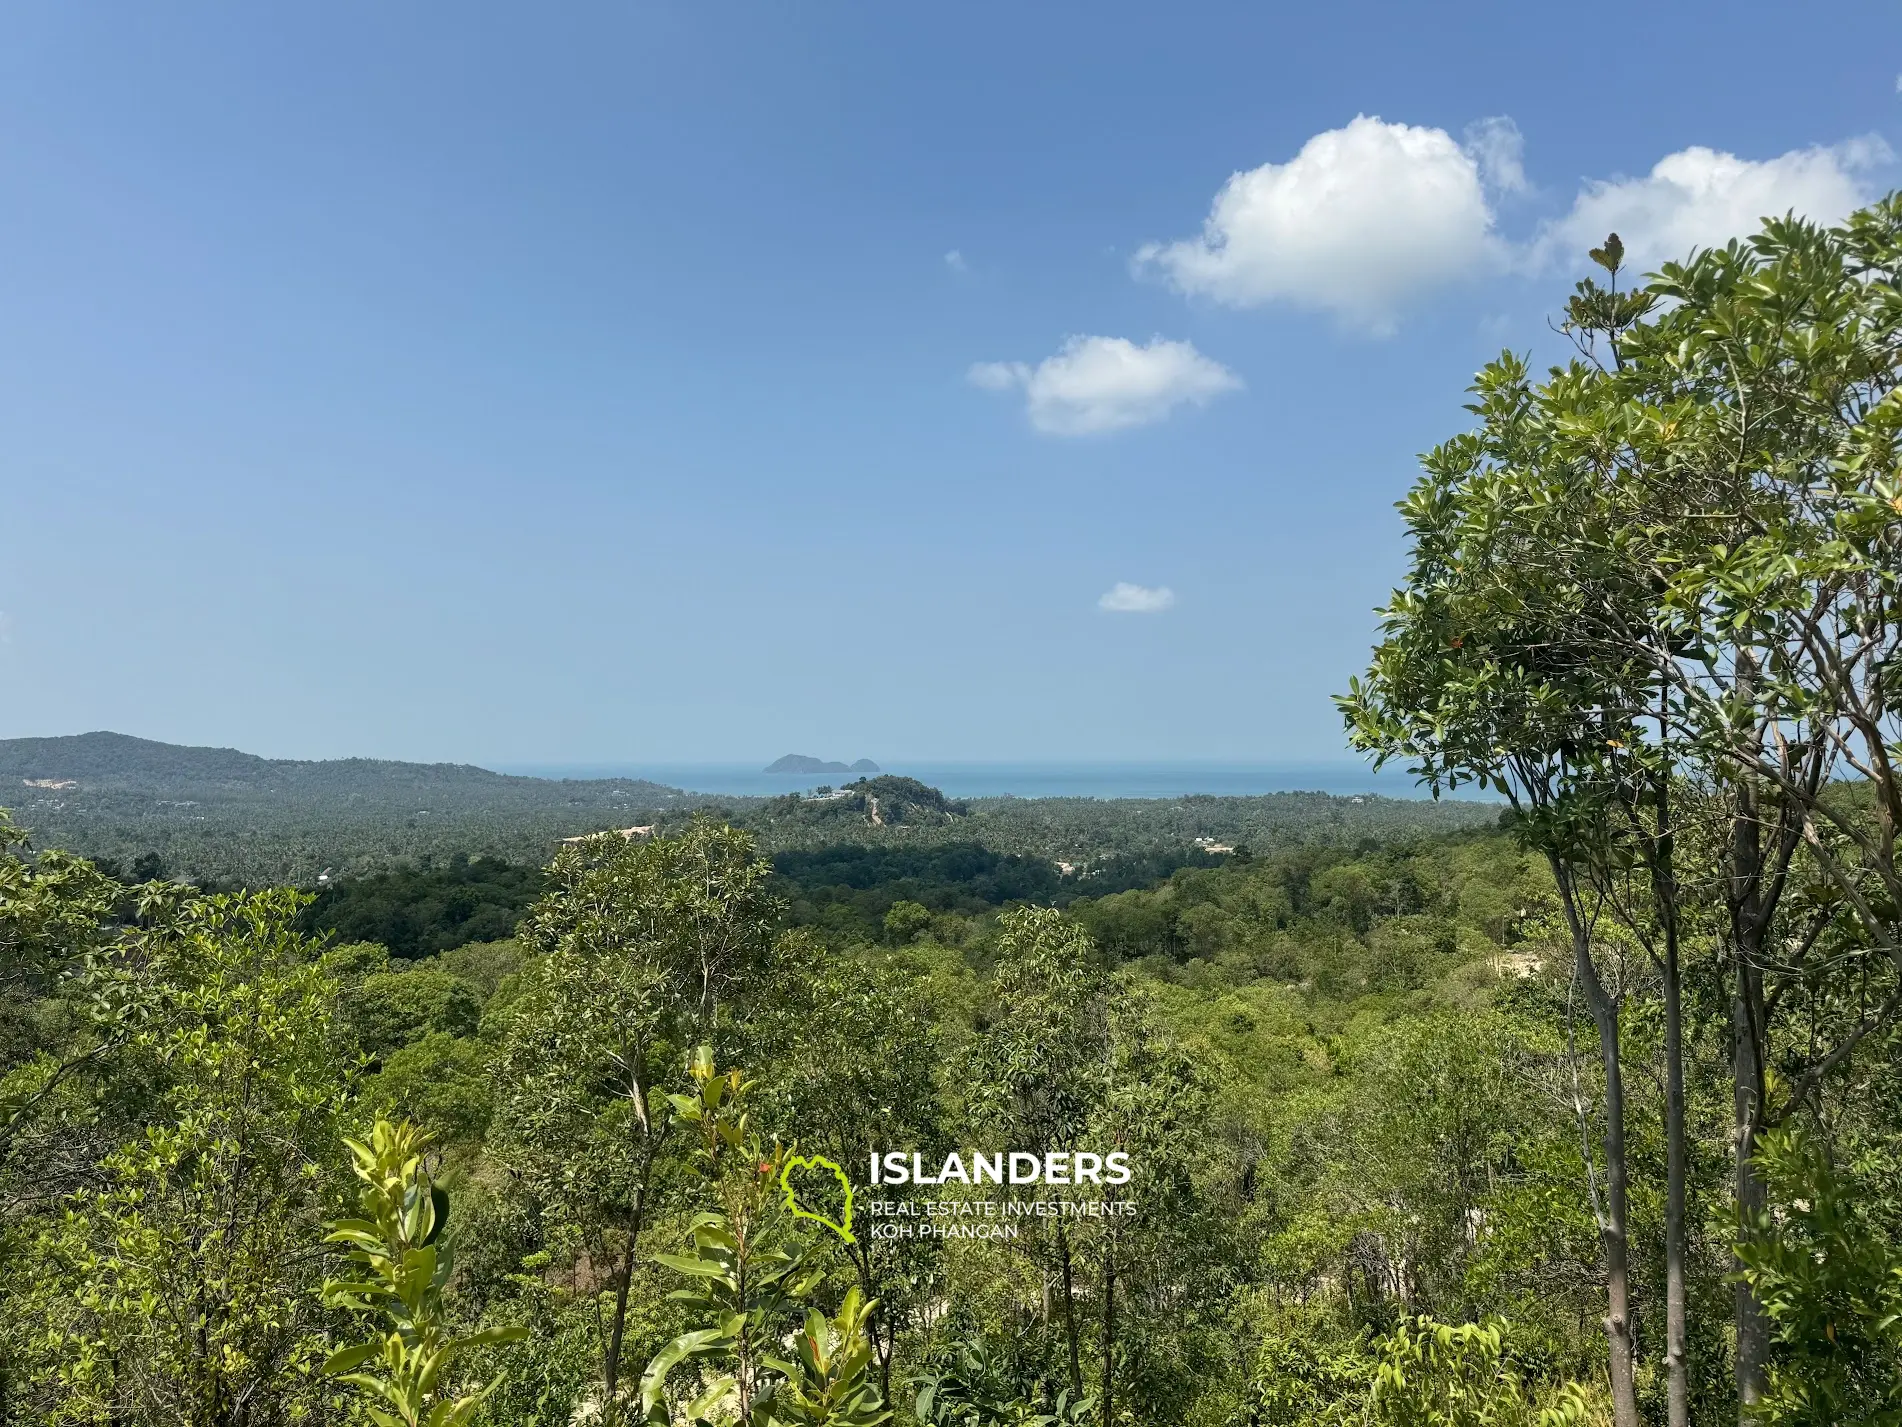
(1344, 198, 1902, 1421)
(638, 1046, 887, 1427)
(966, 909, 1113, 1407)
(320, 1118, 525, 1427)
(1366, 1317, 1592, 1427)
(29, 889, 354, 1426)
(1580, 207, 1902, 1410)
(1733, 1125, 1902, 1426)
(0, 811, 122, 1154)
(1073, 989, 1232, 1427)
(490, 818, 777, 1422)
(1337, 354, 1654, 1427)
(882, 902, 933, 946)
(744, 934, 949, 1400)
(0, 814, 123, 1423)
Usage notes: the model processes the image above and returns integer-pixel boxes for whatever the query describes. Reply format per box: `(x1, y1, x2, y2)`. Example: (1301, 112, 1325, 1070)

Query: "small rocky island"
(764, 753, 881, 776)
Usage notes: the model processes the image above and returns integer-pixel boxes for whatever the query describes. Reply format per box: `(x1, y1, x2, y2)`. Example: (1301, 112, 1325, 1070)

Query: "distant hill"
(0, 731, 1501, 893)
(0, 731, 686, 803)
(0, 732, 702, 883)
(764, 753, 880, 776)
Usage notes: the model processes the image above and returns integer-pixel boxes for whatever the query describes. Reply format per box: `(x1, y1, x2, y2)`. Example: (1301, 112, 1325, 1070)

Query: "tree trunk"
(847, 1244, 896, 1404)
(1555, 856, 1642, 1427)
(1101, 1255, 1116, 1427)
(1729, 783, 1771, 1415)
(1732, 979, 1771, 1412)
(1663, 919, 1690, 1427)
(601, 1168, 654, 1424)
(601, 1220, 642, 1423)
(1056, 1223, 1084, 1406)
(1649, 772, 1691, 1427)
(1594, 996, 1642, 1427)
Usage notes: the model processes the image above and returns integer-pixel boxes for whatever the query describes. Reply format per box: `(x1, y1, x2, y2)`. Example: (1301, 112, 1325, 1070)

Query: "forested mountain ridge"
(0, 731, 708, 883)
(0, 731, 689, 802)
(0, 732, 1500, 886)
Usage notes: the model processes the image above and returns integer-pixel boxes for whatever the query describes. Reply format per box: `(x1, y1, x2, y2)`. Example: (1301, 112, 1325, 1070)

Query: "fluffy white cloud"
(968, 335, 1240, 436)
(1534, 139, 1890, 274)
(1098, 582, 1176, 614)
(1465, 116, 1527, 194)
(1136, 115, 1513, 330)
(1138, 118, 1894, 329)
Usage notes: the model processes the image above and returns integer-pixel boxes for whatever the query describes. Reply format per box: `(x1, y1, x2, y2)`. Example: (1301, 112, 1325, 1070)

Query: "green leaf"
(321, 1341, 381, 1376)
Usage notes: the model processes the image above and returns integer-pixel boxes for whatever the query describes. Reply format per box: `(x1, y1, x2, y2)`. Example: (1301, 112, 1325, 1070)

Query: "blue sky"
(3, 2, 1898, 765)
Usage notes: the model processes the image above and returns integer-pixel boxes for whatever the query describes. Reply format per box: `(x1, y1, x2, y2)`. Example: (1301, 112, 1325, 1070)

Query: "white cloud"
(1465, 116, 1527, 193)
(1135, 114, 1508, 330)
(967, 335, 1240, 436)
(1098, 582, 1176, 614)
(1534, 137, 1891, 274)
(944, 249, 967, 272)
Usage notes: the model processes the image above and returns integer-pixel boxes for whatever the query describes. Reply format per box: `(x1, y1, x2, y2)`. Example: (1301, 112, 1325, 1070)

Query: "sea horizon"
(488, 758, 1471, 801)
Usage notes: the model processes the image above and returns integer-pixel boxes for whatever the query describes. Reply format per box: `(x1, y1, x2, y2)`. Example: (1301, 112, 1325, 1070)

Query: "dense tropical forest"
(0, 732, 1496, 884)
(6, 201, 1902, 1427)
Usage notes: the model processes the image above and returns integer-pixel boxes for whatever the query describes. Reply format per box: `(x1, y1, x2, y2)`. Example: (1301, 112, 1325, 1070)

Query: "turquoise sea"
(492, 760, 1443, 801)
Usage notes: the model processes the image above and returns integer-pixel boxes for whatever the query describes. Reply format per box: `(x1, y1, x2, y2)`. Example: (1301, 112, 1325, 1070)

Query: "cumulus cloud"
(1533, 138, 1890, 274)
(1136, 116, 1897, 330)
(1135, 114, 1511, 330)
(1465, 116, 1527, 193)
(944, 249, 967, 272)
(1098, 582, 1176, 614)
(967, 335, 1240, 436)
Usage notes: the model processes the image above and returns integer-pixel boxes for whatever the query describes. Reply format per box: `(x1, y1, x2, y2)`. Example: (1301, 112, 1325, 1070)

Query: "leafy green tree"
(882, 901, 933, 946)
(0, 811, 122, 1151)
(1230, 1318, 1373, 1427)
(1336, 368, 1651, 1427)
(967, 908, 1113, 1406)
(1366, 1317, 1592, 1427)
(490, 818, 777, 1421)
(320, 1118, 525, 1427)
(761, 1290, 889, 1427)
(1733, 1125, 1902, 1426)
(1598, 208, 1902, 1412)
(913, 1345, 1093, 1427)
(0, 814, 124, 1423)
(29, 889, 354, 1426)
(745, 934, 949, 1399)
(1346, 199, 1902, 1419)
(1073, 994, 1232, 1427)
(639, 1046, 886, 1427)
(368, 1032, 495, 1147)
(345, 964, 482, 1061)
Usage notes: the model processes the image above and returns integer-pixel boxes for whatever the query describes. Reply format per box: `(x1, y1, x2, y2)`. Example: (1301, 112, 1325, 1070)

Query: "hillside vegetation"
(3, 732, 1499, 885)
(4, 804, 1624, 1427)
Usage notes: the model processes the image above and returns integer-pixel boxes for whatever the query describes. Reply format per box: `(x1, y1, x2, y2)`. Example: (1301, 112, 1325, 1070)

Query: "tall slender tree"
(1347, 198, 1902, 1421)
(490, 817, 777, 1424)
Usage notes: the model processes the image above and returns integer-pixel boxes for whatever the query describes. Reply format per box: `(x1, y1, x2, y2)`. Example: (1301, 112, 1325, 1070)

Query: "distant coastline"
(490, 760, 1456, 801)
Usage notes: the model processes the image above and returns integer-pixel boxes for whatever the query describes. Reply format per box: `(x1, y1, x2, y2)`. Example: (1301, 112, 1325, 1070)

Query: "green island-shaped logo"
(780, 1153, 856, 1244)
